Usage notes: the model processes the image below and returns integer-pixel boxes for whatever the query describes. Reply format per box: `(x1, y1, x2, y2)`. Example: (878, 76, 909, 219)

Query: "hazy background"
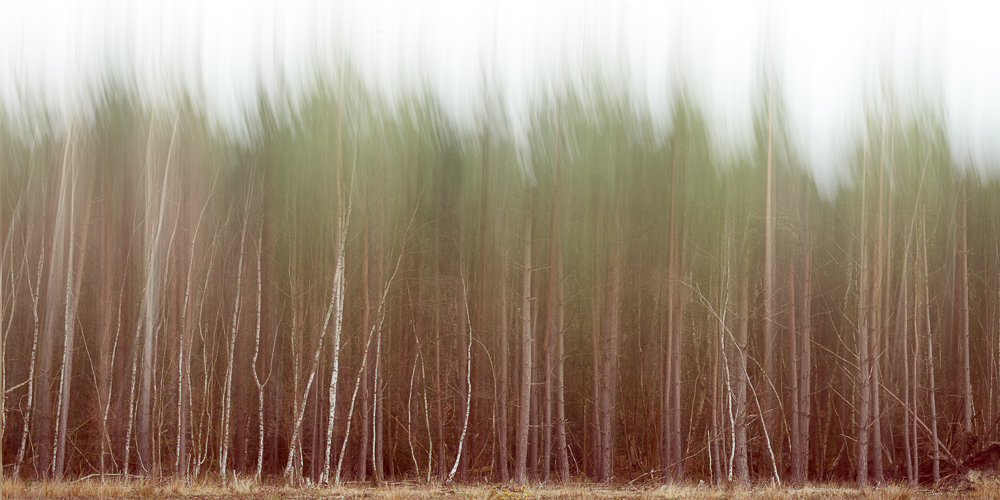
(2, 0, 998, 193)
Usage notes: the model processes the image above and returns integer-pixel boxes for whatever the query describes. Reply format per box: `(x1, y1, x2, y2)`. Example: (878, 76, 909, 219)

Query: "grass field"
(2, 478, 997, 499)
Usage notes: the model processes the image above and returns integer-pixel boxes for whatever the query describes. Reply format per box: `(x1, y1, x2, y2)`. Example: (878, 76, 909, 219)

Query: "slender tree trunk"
(37, 127, 76, 477)
(858, 147, 871, 488)
(733, 229, 750, 485)
(788, 259, 800, 485)
(220, 196, 249, 484)
(960, 176, 973, 433)
(140, 115, 179, 475)
(253, 221, 265, 482)
(923, 212, 940, 483)
(902, 245, 914, 485)
(54, 165, 93, 480)
(912, 221, 922, 485)
(515, 189, 533, 484)
(871, 119, 888, 484)
(591, 206, 603, 480)
(498, 218, 510, 481)
(358, 211, 372, 481)
(555, 255, 570, 482)
(14, 241, 44, 478)
(433, 257, 446, 480)
(447, 278, 473, 483)
(373, 204, 386, 483)
(763, 81, 777, 470)
(798, 230, 812, 484)
(599, 191, 621, 483)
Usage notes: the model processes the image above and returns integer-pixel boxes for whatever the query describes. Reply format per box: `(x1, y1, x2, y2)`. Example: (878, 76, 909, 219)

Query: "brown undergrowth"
(2, 478, 998, 499)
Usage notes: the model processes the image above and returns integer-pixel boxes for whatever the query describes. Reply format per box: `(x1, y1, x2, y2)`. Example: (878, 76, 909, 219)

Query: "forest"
(1, 67, 999, 490)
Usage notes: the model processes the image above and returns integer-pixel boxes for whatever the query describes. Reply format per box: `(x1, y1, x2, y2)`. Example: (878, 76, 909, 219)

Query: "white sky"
(2, 0, 998, 193)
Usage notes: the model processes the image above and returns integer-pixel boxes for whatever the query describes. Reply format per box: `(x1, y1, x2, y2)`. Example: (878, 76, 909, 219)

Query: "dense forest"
(1, 68, 998, 488)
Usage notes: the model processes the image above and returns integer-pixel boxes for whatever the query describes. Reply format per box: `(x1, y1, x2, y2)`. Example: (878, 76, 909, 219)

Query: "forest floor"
(3, 477, 999, 499)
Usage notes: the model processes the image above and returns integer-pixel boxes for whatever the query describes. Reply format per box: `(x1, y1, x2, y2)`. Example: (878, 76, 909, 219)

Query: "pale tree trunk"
(671, 243, 685, 478)
(287, 227, 304, 482)
(797, 230, 812, 484)
(960, 176, 973, 433)
(456, 275, 471, 482)
(763, 83, 777, 472)
(191, 238, 219, 479)
(433, 260, 445, 480)
(901, 239, 913, 485)
(857, 147, 871, 488)
(787, 260, 800, 485)
(405, 264, 434, 482)
(710, 281, 722, 484)
(498, 217, 510, 481)
(100, 247, 129, 480)
(220, 193, 249, 485)
(719, 216, 735, 483)
(177, 191, 211, 480)
(319, 54, 350, 486)
(912, 219, 924, 484)
(37, 127, 76, 477)
(733, 228, 750, 485)
(358, 209, 371, 481)
(54, 159, 93, 480)
(14, 239, 44, 478)
(899, 157, 928, 487)
(140, 115, 179, 475)
(253, 221, 265, 482)
(542, 100, 561, 482)
(871, 117, 888, 484)
(447, 277, 473, 483)
(315, 199, 349, 485)
(922, 212, 940, 482)
(0, 148, 28, 488)
(555, 242, 569, 482)
(515, 189, 533, 484)
(372, 205, 386, 483)
(2, 173, 33, 485)
(590, 199, 603, 479)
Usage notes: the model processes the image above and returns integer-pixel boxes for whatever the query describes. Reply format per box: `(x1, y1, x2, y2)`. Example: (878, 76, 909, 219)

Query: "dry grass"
(1, 477, 998, 499)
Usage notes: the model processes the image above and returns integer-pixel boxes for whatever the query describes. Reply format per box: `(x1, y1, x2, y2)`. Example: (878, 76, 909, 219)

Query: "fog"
(2, 0, 998, 193)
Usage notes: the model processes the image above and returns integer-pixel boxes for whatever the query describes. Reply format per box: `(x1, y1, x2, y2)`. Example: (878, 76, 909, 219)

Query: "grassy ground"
(2, 478, 997, 499)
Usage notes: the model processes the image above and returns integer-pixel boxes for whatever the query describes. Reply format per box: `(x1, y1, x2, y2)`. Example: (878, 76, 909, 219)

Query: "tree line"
(1, 74, 998, 487)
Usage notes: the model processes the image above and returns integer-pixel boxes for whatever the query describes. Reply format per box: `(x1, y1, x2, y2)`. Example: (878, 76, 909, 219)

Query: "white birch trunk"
(176, 190, 211, 480)
(220, 198, 249, 484)
(14, 234, 44, 477)
(447, 278, 473, 483)
(253, 229, 265, 481)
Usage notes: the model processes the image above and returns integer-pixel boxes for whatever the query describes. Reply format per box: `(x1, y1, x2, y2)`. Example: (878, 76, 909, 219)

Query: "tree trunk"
(763, 83, 777, 473)
(498, 218, 510, 481)
(599, 191, 622, 483)
(542, 148, 561, 483)
(515, 188, 533, 484)
(857, 146, 871, 488)
(733, 228, 750, 485)
(960, 176, 973, 433)
(798, 230, 812, 484)
(54, 165, 93, 480)
(787, 259, 800, 485)
(923, 212, 940, 482)
(220, 195, 249, 484)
